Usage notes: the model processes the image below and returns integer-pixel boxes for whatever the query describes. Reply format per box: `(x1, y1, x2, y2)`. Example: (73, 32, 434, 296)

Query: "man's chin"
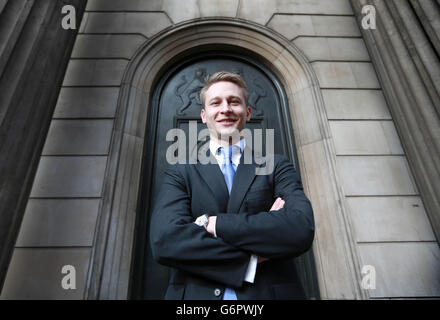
(214, 127, 243, 142)
(218, 126, 241, 134)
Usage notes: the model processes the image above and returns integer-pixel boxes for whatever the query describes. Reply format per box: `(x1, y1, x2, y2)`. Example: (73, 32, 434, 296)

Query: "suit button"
(214, 288, 221, 297)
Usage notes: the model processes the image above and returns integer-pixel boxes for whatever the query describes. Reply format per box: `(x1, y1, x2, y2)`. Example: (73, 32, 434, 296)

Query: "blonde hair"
(200, 71, 249, 108)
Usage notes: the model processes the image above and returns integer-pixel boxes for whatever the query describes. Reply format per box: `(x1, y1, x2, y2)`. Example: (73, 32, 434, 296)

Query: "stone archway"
(85, 18, 366, 300)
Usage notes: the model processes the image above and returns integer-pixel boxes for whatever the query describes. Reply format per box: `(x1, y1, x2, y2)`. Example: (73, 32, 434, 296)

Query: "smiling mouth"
(217, 118, 237, 125)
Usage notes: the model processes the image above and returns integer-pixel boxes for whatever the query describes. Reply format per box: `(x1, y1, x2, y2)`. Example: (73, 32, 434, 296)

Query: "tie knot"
(218, 146, 236, 161)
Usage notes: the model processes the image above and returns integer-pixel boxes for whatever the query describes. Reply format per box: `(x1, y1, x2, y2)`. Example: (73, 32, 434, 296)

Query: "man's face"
(200, 81, 251, 144)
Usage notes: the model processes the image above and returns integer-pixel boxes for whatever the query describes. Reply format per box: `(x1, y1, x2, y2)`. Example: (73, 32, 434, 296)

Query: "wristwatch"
(194, 214, 209, 228)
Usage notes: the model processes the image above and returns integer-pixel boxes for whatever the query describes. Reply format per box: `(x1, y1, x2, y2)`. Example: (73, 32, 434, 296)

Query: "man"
(150, 71, 314, 299)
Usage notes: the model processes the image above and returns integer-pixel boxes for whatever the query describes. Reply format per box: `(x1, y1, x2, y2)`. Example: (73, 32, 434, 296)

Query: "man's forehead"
(205, 81, 245, 99)
(208, 93, 243, 100)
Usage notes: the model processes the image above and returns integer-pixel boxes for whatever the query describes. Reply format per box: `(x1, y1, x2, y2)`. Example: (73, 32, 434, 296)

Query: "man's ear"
(200, 108, 207, 124)
(246, 106, 252, 122)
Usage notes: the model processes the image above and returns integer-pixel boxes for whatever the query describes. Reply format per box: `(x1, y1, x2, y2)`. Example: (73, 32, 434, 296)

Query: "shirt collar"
(209, 138, 246, 157)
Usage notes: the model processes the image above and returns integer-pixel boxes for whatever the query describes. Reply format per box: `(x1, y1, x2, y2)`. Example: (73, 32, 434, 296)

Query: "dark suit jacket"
(150, 146, 314, 300)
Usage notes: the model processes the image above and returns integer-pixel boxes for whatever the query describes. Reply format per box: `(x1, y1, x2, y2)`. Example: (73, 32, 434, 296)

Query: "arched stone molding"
(85, 18, 367, 300)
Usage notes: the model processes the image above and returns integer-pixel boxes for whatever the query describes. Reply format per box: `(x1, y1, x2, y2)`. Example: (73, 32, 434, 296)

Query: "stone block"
(313, 62, 380, 88)
(162, 0, 200, 23)
(322, 89, 391, 119)
(237, 0, 276, 25)
(238, 0, 353, 25)
(86, 0, 163, 11)
(276, 0, 353, 15)
(62, 59, 128, 86)
(268, 15, 360, 40)
(350, 62, 381, 88)
(347, 197, 436, 242)
(199, 0, 239, 18)
(337, 156, 418, 196)
(0, 248, 91, 299)
(358, 243, 440, 297)
(310, 15, 360, 36)
(268, 15, 314, 39)
(329, 120, 404, 155)
(53, 87, 119, 118)
(16, 199, 100, 247)
(42, 119, 114, 155)
(82, 12, 172, 38)
(294, 37, 370, 61)
(30, 156, 107, 198)
(72, 34, 146, 59)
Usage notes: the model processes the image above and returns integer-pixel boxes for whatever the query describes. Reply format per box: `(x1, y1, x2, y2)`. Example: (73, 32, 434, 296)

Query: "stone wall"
(0, 0, 87, 298)
(1, 0, 439, 299)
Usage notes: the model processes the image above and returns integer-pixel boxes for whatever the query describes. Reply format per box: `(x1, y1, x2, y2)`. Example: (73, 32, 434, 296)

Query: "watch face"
(201, 215, 209, 226)
(195, 214, 208, 227)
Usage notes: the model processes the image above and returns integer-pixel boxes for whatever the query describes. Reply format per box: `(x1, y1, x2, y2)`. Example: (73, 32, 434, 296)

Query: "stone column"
(0, 0, 87, 290)
(350, 0, 440, 243)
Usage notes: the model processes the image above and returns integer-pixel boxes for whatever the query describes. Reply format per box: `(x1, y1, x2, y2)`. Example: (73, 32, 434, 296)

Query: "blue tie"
(219, 146, 238, 300)
(220, 146, 236, 193)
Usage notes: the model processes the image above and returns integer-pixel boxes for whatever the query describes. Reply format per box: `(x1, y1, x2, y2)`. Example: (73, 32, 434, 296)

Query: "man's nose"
(219, 100, 232, 112)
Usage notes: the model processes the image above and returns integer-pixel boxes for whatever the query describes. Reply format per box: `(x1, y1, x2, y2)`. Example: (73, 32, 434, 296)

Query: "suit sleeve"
(149, 164, 251, 288)
(215, 155, 315, 259)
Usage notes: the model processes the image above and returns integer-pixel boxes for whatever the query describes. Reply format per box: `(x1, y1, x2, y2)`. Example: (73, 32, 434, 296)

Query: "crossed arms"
(149, 155, 314, 288)
(205, 197, 285, 263)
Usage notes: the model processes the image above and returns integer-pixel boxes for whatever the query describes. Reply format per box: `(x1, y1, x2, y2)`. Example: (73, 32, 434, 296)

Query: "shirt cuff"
(244, 254, 258, 283)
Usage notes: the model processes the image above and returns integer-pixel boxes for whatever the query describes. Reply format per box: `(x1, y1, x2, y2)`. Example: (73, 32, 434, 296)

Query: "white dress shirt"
(209, 138, 258, 284)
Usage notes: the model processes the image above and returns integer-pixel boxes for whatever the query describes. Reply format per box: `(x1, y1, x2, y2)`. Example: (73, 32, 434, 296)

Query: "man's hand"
(270, 197, 285, 211)
(206, 216, 217, 236)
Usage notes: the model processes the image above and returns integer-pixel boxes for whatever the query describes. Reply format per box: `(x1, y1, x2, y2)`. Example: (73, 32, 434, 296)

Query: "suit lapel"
(195, 150, 229, 212)
(227, 145, 259, 213)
